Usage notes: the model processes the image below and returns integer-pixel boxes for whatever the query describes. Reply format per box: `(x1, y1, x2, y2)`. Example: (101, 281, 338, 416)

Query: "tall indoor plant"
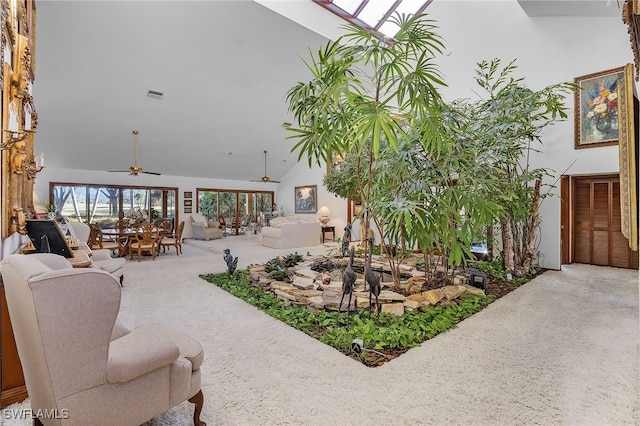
(287, 13, 449, 287)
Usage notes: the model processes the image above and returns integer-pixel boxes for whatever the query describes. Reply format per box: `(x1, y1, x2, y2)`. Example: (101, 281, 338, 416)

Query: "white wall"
(275, 160, 350, 238)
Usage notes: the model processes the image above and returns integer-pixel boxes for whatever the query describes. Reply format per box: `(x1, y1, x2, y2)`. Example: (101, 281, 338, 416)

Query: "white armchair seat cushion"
(107, 329, 180, 383)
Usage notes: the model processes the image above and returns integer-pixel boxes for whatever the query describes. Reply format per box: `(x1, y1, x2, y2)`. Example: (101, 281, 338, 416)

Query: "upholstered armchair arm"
(91, 249, 113, 261)
(25, 253, 73, 270)
(110, 319, 132, 341)
(107, 327, 180, 383)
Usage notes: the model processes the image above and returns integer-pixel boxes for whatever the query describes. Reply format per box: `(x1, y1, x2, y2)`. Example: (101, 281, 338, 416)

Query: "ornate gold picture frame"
(574, 66, 625, 148)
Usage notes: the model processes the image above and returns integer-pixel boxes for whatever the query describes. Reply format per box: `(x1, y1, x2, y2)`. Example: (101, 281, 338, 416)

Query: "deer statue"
(364, 237, 381, 317)
(338, 246, 357, 320)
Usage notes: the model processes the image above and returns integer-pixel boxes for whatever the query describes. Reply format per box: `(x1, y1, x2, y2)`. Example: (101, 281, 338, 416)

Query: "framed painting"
(184, 199, 192, 207)
(184, 191, 192, 199)
(574, 66, 625, 148)
(294, 185, 317, 214)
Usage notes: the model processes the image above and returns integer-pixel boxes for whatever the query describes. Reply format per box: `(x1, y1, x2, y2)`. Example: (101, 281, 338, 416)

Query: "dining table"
(101, 227, 137, 258)
(102, 224, 170, 258)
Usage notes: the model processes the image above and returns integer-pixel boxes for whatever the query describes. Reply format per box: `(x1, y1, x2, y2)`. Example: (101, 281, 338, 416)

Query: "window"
(50, 182, 178, 229)
(313, 0, 432, 39)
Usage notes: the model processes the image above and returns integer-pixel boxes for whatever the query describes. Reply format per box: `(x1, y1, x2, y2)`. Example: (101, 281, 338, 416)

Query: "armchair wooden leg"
(188, 389, 206, 426)
(119, 275, 124, 287)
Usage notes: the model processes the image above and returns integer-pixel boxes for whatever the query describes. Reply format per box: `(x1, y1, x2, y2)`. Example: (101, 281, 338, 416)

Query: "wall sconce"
(25, 152, 45, 180)
(1, 129, 34, 150)
(318, 206, 331, 225)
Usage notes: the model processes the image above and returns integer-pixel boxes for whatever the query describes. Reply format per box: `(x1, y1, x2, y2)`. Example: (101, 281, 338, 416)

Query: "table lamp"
(318, 206, 331, 225)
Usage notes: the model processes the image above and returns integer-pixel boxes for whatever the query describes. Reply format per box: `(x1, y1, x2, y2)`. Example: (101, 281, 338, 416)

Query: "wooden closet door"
(573, 176, 638, 269)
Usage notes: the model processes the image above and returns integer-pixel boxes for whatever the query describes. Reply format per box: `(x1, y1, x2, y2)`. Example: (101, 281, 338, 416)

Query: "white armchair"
(1, 254, 206, 426)
(190, 213, 223, 241)
(69, 222, 126, 286)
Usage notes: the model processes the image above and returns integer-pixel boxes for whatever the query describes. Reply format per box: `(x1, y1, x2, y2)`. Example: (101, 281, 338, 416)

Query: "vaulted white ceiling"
(34, 1, 330, 181)
(33, 0, 622, 182)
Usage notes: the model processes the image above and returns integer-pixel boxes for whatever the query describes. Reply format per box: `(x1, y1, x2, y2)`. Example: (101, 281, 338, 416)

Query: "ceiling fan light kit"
(108, 130, 162, 176)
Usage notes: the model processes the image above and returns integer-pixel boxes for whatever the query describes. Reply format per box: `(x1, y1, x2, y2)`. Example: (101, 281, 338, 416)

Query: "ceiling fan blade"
(108, 170, 131, 173)
(142, 171, 162, 175)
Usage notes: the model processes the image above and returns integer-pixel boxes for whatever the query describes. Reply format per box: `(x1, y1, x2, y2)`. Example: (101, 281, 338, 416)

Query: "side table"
(321, 226, 335, 243)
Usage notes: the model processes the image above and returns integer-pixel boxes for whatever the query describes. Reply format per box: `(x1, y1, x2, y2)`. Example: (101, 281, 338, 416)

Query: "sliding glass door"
(197, 188, 274, 235)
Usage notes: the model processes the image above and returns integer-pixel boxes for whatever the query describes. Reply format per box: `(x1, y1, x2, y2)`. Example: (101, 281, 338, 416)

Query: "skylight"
(313, 0, 433, 39)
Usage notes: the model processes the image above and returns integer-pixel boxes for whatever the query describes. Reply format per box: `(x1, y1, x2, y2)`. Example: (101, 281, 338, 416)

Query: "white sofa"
(261, 217, 321, 249)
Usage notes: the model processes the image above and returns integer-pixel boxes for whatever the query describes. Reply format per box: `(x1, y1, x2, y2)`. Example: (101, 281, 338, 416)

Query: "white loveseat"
(261, 217, 321, 249)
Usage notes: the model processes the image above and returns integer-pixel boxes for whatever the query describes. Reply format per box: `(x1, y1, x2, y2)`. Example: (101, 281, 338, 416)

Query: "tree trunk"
(522, 180, 542, 272)
(502, 217, 515, 273)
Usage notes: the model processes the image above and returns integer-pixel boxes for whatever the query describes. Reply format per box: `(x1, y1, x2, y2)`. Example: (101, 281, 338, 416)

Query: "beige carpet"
(3, 235, 639, 425)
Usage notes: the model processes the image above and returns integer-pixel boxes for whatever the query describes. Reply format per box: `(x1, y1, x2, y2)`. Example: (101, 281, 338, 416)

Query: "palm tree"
(287, 13, 448, 287)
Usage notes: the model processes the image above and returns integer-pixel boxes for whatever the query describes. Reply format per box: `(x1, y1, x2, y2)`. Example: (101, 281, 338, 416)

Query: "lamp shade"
(318, 206, 331, 216)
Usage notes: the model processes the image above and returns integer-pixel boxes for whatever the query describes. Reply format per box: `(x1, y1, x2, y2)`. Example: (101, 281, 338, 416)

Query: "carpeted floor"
(3, 235, 639, 425)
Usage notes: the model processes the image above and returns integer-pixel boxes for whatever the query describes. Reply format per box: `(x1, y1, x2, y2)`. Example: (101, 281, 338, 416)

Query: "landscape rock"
(307, 295, 325, 310)
(462, 284, 486, 297)
(271, 281, 296, 292)
(442, 285, 465, 301)
(422, 289, 444, 305)
(323, 290, 356, 311)
(292, 276, 315, 290)
(403, 299, 424, 310)
(381, 302, 405, 316)
(274, 289, 297, 301)
(406, 276, 426, 294)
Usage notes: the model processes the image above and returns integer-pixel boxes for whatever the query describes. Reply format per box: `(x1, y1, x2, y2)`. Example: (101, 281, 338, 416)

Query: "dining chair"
(129, 223, 161, 261)
(154, 218, 173, 236)
(88, 223, 121, 255)
(159, 220, 185, 255)
(218, 215, 227, 237)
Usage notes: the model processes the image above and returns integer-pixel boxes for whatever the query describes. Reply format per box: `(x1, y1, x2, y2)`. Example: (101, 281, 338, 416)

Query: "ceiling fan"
(109, 130, 161, 176)
(250, 150, 280, 183)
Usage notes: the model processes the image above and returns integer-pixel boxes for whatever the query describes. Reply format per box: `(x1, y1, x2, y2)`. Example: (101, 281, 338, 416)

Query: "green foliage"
(454, 59, 575, 272)
(323, 147, 368, 203)
(476, 257, 540, 285)
(200, 271, 495, 366)
(287, 13, 448, 286)
(475, 258, 508, 281)
(262, 253, 304, 282)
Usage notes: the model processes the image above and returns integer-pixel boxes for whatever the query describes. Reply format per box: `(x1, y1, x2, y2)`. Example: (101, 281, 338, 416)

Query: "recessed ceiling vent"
(147, 90, 163, 100)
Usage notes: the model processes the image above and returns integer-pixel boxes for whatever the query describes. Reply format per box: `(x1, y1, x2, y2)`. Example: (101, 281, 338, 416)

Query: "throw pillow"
(191, 212, 208, 227)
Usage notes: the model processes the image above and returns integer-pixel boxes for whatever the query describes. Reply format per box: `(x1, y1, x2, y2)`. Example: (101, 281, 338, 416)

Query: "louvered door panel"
(572, 176, 638, 269)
